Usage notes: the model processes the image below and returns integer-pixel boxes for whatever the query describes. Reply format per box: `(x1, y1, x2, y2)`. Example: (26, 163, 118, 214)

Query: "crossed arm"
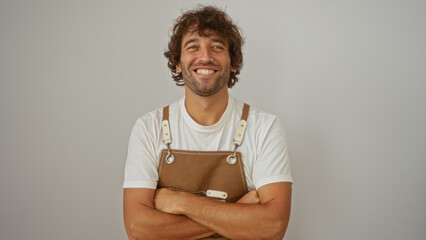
(123, 182, 292, 240)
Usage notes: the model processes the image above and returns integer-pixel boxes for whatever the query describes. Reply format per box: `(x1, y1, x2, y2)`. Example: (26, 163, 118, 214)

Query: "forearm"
(124, 188, 215, 240)
(126, 204, 214, 240)
(176, 194, 287, 240)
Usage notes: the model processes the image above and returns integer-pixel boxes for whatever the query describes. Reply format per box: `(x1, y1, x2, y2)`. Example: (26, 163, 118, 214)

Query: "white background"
(1, 0, 425, 239)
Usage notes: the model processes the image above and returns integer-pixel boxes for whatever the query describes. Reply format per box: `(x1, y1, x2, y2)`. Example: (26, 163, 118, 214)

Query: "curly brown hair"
(164, 6, 244, 88)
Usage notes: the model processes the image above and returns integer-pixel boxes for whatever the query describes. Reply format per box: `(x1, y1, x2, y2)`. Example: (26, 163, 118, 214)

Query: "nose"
(197, 46, 213, 63)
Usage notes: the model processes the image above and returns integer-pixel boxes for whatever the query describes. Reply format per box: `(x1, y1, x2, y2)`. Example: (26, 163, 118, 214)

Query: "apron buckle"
(165, 143, 174, 164)
(227, 155, 236, 164)
(166, 153, 175, 164)
(227, 144, 239, 164)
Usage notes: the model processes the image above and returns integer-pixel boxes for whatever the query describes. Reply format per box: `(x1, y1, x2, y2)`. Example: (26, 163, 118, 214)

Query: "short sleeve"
(123, 118, 159, 189)
(253, 118, 293, 189)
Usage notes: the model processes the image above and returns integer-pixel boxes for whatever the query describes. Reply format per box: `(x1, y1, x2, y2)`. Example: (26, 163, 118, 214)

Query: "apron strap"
(162, 106, 172, 145)
(241, 103, 250, 122)
(162, 103, 250, 146)
(162, 105, 170, 122)
(232, 103, 250, 146)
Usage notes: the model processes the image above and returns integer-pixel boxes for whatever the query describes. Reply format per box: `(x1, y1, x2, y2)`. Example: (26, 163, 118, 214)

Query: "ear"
(176, 63, 181, 73)
(231, 67, 236, 73)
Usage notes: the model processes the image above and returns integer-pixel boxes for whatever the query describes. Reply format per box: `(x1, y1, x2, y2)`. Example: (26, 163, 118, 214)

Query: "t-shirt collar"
(180, 95, 234, 133)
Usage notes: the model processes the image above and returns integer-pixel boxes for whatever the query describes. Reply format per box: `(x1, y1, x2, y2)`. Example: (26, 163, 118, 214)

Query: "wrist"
(175, 191, 196, 215)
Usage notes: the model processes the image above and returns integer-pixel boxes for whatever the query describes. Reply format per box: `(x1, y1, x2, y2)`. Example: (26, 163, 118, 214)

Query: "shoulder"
(249, 106, 283, 141)
(135, 107, 162, 126)
(233, 98, 287, 146)
(248, 105, 279, 124)
(131, 99, 181, 138)
(233, 98, 280, 128)
(134, 99, 181, 126)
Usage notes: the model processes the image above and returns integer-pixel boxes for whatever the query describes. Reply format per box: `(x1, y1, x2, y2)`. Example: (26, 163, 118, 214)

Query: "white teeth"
(196, 69, 214, 75)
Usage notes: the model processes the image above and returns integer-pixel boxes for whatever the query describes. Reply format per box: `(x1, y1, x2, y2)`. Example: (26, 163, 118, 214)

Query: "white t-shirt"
(123, 95, 293, 190)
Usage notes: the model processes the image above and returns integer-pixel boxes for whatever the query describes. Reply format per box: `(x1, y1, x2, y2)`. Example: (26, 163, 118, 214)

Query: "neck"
(184, 86, 229, 126)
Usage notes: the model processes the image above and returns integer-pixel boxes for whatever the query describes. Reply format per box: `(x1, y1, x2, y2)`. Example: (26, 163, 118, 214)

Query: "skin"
(177, 31, 233, 97)
(155, 182, 292, 240)
(123, 30, 292, 240)
(124, 189, 260, 240)
(177, 30, 235, 126)
(124, 188, 216, 240)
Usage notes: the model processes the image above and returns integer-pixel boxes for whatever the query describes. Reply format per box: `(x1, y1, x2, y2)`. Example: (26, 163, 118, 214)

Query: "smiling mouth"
(194, 68, 217, 75)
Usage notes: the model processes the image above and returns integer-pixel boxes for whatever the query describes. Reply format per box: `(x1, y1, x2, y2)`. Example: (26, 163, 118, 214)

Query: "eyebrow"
(182, 37, 227, 48)
(183, 38, 199, 48)
(211, 38, 226, 46)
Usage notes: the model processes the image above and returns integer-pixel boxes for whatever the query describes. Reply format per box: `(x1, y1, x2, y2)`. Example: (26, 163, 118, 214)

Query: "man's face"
(176, 30, 234, 97)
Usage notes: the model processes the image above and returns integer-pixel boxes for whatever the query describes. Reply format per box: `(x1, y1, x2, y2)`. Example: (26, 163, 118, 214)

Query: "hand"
(236, 190, 260, 204)
(154, 188, 188, 215)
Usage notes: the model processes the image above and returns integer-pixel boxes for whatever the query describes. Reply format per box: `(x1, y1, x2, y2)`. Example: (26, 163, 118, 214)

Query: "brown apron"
(157, 103, 250, 239)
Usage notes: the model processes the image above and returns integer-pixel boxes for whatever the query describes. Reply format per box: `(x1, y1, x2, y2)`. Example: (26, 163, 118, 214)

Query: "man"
(123, 6, 293, 240)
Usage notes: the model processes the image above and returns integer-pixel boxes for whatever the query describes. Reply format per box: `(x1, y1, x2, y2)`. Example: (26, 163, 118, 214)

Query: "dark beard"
(181, 62, 230, 97)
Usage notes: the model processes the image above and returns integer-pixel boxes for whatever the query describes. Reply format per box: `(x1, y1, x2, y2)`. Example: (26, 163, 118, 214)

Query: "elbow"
(127, 223, 160, 240)
(233, 220, 286, 240)
(256, 218, 288, 240)
(259, 205, 290, 240)
(266, 219, 288, 240)
(127, 223, 144, 240)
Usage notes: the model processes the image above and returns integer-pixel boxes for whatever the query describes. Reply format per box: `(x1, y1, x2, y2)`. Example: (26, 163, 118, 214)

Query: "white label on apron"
(206, 190, 228, 200)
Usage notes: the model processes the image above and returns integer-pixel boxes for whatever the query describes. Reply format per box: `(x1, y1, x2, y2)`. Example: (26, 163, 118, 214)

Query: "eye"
(186, 45, 198, 51)
(212, 45, 225, 50)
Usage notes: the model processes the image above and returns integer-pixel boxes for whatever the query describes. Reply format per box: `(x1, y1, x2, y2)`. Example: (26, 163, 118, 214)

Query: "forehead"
(181, 29, 227, 46)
